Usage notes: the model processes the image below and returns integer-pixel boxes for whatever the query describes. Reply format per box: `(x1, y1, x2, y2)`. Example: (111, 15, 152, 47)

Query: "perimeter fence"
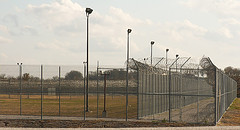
(129, 57, 237, 124)
(0, 57, 237, 125)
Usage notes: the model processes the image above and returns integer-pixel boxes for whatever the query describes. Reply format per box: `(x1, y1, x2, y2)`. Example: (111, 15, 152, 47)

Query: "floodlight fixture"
(151, 41, 155, 45)
(127, 29, 132, 34)
(85, 8, 93, 16)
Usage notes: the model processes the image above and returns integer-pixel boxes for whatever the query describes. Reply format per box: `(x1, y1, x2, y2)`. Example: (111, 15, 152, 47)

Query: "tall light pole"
(166, 49, 169, 72)
(126, 28, 132, 121)
(150, 41, 155, 66)
(17, 63, 22, 115)
(176, 54, 179, 72)
(85, 7, 93, 112)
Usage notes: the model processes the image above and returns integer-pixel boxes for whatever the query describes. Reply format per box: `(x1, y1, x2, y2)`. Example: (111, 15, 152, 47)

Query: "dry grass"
(0, 94, 137, 119)
(218, 98, 240, 126)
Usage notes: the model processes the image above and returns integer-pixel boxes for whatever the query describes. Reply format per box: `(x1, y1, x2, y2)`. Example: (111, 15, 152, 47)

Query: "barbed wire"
(129, 56, 217, 74)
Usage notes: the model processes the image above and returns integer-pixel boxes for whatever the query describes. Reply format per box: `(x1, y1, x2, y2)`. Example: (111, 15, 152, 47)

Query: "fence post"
(58, 66, 61, 116)
(166, 72, 168, 113)
(215, 68, 218, 125)
(97, 61, 99, 118)
(19, 64, 22, 116)
(142, 70, 145, 117)
(180, 67, 182, 121)
(137, 68, 139, 119)
(197, 67, 199, 123)
(152, 73, 154, 119)
(148, 73, 151, 117)
(41, 65, 43, 120)
(168, 68, 171, 122)
(222, 73, 225, 112)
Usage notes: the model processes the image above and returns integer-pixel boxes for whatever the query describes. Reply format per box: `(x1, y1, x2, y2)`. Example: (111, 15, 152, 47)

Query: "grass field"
(0, 94, 137, 119)
(218, 98, 240, 126)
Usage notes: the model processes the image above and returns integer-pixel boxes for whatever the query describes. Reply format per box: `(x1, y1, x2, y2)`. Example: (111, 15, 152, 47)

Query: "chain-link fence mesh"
(216, 69, 237, 122)
(130, 57, 237, 124)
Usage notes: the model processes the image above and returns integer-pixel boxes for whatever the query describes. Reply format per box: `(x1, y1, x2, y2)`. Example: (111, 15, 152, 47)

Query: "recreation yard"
(0, 95, 238, 128)
(0, 94, 137, 119)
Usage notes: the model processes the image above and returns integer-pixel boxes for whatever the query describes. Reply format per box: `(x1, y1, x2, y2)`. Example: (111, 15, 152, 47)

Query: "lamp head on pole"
(151, 41, 154, 45)
(127, 29, 132, 34)
(85, 8, 93, 15)
(176, 54, 179, 58)
(166, 49, 169, 52)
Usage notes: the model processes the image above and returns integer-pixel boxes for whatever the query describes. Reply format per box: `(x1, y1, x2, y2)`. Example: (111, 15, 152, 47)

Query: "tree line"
(64, 69, 136, 80)
(224, 66, 240, 97)
(0, 69, 137, 81)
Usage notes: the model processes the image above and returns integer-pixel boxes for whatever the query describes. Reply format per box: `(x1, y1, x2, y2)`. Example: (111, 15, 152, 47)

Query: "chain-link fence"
(0, 65, 86, 118)
(130, 57, 237, 125)
(0, 64, 138, 120)
(216, 69, 237, 122)
(0, 57, 237, 125)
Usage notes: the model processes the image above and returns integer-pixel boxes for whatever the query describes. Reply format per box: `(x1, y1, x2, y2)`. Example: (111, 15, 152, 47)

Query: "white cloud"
(155, 20, 208, 42)
(0, 53, 8, 59)
(219, 18, 240, 25)
(0, 53, 11, 64)
(23, 25, 38, 35)
(108, 6, 143, 25)
(218, 27, 233, 38)
(0, 36, 12, 44)
(181, 0, 240, 41)
(0, 25, 9, 33)
(36, 41, 69, 52)
(26, 0, 84, 29)
(182, 0, 240, 18)
(24, 0, 147, 53)
(2, 0, 234, 66)
(2, 14, 19, 26)
(183, 20, 208, 35)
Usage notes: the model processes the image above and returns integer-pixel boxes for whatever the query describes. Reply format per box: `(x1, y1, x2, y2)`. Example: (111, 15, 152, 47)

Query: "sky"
(0, 0, 240, 69)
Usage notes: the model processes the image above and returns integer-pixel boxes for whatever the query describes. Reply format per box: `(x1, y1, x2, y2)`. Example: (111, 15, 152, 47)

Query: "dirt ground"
(217, 98, 240, 126)
(0, 119, 211, 128)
